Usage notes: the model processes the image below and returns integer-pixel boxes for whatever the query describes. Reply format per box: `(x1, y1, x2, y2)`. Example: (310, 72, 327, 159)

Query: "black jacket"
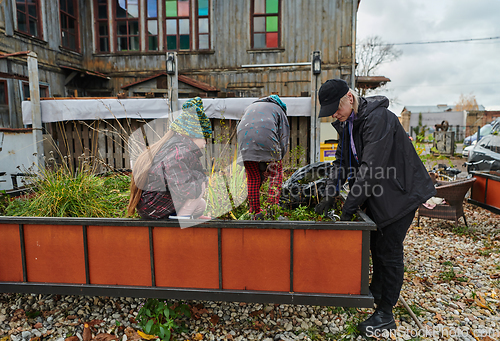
(327, 96, 436, 228)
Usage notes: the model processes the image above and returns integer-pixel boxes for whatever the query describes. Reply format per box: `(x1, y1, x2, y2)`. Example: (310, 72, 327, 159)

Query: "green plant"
(439, 264, 467, 282)
(136, 299, 191, 341)
(5, 163, 131, 218)
(0, 190, 10, 216)
(26, 310, 42, 319)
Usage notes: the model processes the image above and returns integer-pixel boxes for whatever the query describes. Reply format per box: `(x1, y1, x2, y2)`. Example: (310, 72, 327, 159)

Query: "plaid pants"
(243, 160, 283, 213)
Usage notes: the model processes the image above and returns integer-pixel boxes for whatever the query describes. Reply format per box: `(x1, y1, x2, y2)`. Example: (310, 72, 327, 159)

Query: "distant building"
(400, 104, 486, 134)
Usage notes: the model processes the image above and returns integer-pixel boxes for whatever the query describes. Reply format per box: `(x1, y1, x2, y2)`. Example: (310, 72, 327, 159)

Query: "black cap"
(318, 79, 350, 118)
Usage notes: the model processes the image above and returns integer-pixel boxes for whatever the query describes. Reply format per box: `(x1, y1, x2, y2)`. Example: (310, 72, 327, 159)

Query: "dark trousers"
(369, 209, 416, 311)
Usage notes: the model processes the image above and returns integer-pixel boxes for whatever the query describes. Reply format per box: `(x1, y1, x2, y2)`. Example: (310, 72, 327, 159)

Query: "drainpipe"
(351, 0, 357, 89)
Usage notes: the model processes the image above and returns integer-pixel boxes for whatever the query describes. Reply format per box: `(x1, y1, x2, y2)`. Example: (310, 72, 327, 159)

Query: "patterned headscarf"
(170, 97, 212, 139)
(269, 94, 287, 112)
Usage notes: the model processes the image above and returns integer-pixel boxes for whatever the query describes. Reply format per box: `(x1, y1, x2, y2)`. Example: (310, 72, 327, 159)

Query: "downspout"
(351, 0, 357, 89)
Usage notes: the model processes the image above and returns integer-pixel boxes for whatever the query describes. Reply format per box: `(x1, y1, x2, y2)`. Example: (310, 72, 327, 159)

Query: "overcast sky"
(356, 0, 500, 115)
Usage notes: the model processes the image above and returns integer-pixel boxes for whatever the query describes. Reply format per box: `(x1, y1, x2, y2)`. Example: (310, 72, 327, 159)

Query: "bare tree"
(454, 93, 479, 111)
(356, 36, 402, 96)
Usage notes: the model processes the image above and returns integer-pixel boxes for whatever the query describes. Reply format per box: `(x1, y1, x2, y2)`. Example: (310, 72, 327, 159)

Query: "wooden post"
(310, 51, 321, 163)
(27, 51, 44, 168)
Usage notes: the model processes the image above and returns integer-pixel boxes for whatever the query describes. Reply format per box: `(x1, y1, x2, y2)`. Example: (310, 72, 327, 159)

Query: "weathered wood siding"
(46, 116, 310, 173)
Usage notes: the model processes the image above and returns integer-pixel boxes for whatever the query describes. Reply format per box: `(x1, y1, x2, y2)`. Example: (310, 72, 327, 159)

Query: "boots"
(357, 300, 396, 337)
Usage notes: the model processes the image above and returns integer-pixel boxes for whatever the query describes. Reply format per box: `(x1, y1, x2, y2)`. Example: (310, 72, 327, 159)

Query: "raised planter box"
(469, 171, 500, 214)
(0, 214, 376, 308)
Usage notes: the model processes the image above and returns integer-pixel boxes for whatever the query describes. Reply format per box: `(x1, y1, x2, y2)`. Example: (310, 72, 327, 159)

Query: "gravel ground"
(1, 203, 499, 341)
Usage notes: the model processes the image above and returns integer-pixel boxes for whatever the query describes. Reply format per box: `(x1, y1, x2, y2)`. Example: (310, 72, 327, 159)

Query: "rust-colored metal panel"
(0, 224, 23, 282)
(471, 176, 487, 203)
(485, 176, 500, 209)
(24, 224, 86, 284)
(153, 227, 219, 289)
(87, 225, 151, 286)
(293, 229, 362, 295)
(222, 228, 290, 292)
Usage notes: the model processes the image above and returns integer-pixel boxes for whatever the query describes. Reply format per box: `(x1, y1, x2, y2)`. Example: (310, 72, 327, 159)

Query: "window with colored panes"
(116, 0, 140, 51)
(96, 0, 110, 52)
(147, 0, 158, 50)
(165, 0, 190, 50)
(196, 0, 209, 50)
(16, 0, 42, 38)
(252, 0, 279, 49)
(60, 0, 79, 51)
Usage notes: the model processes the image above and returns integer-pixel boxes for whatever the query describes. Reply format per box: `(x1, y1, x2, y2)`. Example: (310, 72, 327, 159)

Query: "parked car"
(492, 117, 500, 133)
(463, 123, 493, 146)
(466, 134, 500, 172)
(462, 140, 476, 158)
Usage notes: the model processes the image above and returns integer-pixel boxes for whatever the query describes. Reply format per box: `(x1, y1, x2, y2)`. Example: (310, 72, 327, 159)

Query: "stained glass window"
(252, 0, 279, 49)
(147, 0, 158, 50)
(196, 0, 209, 50)
(165, 0, 190, 50)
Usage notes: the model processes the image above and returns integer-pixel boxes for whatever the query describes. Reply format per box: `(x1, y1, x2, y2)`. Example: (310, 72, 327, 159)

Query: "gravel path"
(1, 203, 499, 341)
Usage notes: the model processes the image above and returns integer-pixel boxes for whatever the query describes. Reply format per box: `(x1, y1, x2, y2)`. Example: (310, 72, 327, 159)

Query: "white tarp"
(22, 97, 312, 124)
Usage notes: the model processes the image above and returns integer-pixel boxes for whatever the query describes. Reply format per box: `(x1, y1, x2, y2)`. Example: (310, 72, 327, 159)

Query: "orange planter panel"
(471, 176, 487, 203)
(0, 224, 23, 282)
(485, 177, 500, 209)
(154, 227, 219, 289)
(293, 230, 362, 295)
(222, 228, 290, 292)
(24, 224, 86, 284)
(87, 225, 151, 286)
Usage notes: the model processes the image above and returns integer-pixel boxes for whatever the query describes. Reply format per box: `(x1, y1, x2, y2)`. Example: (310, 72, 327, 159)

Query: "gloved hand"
(340, 211, 353, 221)
(315, 197, 336, 216)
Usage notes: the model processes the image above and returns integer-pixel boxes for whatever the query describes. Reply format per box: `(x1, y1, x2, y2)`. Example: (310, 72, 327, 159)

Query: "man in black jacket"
(315, 79, 436, 336)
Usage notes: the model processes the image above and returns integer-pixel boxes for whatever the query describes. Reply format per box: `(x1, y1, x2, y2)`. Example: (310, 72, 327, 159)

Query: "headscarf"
(169, 97, 212, 139)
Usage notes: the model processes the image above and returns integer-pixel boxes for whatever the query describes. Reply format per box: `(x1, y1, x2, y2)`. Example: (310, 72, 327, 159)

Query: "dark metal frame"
(0, 213, 376, 308)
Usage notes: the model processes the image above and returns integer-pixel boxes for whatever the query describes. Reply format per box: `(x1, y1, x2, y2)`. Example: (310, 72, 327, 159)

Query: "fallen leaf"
(65, 336, 79, 341)
(136, 330, 156, 340)
(83, 323, 92, 341)
(124, 327, 142, 341)
(210, 315, 220, 325)
(193, 333, 203, 340)
(249, 309, 263, 317)
(94, 333, 118, 341)
(88, 319, 105, 327)
(434, 313, 443, 322)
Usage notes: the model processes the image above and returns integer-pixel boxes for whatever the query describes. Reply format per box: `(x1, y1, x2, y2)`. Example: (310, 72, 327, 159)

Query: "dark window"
(251, 0, 280, 49)
(0, 80, 7, 105)
(196, 0, 210, 50)
(116, 0, 140, 51)
(22, 83, 49, 100)
(60, 0, 80, 51)
(165, 0, 190, 51)
(16, 0, 42, 38)
(96, 0, 110, 52)
(147, 0, 158, 50)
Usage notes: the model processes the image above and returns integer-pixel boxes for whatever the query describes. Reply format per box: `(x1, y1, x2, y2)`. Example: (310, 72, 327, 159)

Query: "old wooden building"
(0, 0, 358, 128)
